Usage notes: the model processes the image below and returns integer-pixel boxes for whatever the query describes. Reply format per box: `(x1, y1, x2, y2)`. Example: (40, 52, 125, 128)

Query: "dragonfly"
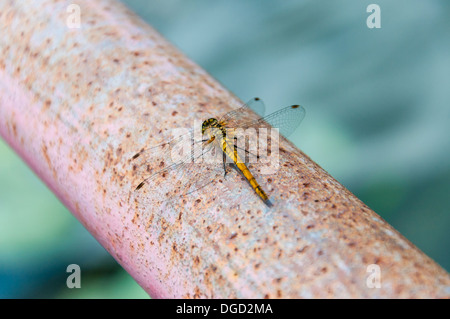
(129, 98, 305, 209)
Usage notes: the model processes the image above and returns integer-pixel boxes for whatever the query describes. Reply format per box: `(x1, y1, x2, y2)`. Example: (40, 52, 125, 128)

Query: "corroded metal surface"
(0, 0, 449, 298)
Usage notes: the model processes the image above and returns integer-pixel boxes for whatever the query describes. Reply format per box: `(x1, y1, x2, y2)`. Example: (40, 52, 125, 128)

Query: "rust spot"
(41, 143, 57, 179)
(172, 111, 178, 116)
(297, 245, 309, 254)
(43, 99, 51, 110)
(12, 122, 17, 137)
(277, 249, 283, 258)
(193, 286, 202, 299)
(160, 217, 168, 231)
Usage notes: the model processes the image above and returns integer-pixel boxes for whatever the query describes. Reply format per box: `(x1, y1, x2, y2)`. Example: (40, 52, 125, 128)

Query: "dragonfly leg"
(223, 151, 227, 178)
(234, 145, 259, 163)
(232, 136, 259, 163)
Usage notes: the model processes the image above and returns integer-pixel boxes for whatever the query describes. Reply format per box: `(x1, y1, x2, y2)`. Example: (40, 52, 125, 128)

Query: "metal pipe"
(0, 0, 448, 298)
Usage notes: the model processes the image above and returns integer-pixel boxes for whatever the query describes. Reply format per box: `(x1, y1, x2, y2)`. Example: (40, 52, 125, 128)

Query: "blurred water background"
(0, 0, 449, 298)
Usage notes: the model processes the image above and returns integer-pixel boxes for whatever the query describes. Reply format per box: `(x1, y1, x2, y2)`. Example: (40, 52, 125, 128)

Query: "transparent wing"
(224, 104, 305, 138)
(169, 159, 226, 198)
(245, 97, 266, 117)
(130, 129, 196, 185)
(220, 97, 266, 128)
(129, 131, 227, 206)
(254, 104, 305, 137)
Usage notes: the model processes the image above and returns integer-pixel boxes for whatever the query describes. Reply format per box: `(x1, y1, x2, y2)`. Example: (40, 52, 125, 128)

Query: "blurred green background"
(1, 0, 449, 298)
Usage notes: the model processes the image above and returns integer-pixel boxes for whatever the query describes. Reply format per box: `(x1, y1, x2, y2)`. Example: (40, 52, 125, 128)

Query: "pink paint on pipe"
(0, 0, 199, 297)
(1, 0, 449, 298)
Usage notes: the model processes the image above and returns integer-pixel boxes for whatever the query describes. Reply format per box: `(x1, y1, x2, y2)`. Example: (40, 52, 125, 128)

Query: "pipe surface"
(0, 0, 449, 298)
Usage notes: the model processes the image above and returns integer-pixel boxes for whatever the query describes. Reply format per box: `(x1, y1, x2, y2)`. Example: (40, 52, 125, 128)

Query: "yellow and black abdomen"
(222, 138, 273, 207)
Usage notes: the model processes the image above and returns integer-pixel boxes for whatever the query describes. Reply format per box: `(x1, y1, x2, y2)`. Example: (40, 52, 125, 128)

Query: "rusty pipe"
(0, 0, 449, 298)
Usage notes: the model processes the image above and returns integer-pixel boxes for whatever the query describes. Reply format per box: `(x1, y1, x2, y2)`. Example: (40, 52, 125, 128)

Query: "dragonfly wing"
(130, 139, 223, 206)
(130, 129, 195, 176)
(162, 141, 224, 199)
(176, 161, 226, 199)
(231, 104, 306, 138)
(220, 97, 266, 128)
(259, 104, 305, 137)
(245, 97, 266, 117)
(129, 129, 200, 194)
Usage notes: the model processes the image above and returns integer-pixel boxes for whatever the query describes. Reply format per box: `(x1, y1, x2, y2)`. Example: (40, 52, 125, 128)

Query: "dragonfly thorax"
(201, 118, 226, 139)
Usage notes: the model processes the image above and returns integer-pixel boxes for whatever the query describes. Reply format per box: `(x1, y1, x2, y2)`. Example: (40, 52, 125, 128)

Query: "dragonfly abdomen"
(222, 140, 273, 207)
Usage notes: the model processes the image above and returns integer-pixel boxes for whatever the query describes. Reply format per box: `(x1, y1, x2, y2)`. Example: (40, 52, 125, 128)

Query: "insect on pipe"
(1, 0, 449, 298)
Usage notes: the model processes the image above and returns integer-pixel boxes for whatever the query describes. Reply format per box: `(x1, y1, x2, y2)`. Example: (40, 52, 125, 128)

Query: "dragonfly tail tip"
(264, 199, 273, 208)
